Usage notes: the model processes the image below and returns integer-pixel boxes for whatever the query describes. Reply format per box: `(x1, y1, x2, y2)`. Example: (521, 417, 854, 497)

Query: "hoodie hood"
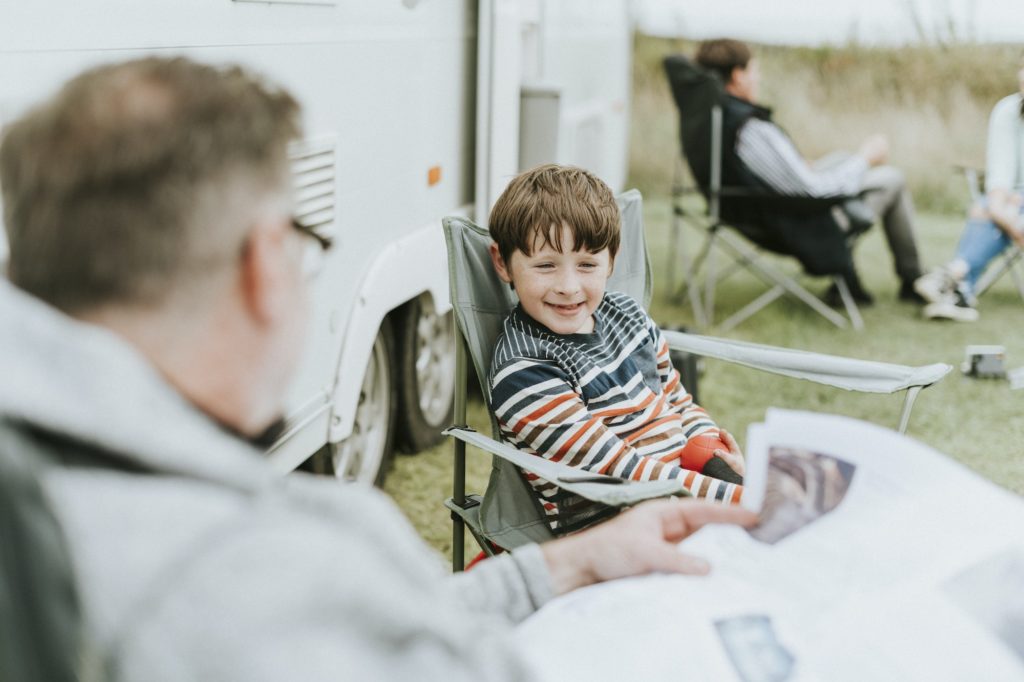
(0, 281, 272, 491)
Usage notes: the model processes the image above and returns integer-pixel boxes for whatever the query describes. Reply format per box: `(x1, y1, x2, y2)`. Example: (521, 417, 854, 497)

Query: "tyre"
(327, 318, 397, 486)
(396, 296, 456, 453)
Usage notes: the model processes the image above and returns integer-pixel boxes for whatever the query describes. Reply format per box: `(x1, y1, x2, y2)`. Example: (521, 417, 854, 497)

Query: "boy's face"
(490, 223, 613, 335)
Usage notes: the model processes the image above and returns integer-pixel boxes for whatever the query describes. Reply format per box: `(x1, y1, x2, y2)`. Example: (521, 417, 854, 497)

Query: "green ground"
(385, 195, 1024, 562)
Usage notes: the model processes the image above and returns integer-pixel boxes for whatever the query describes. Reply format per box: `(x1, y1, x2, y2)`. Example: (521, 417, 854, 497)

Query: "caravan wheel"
(397, 297, 456, 452)
(329, 320, 397, 486)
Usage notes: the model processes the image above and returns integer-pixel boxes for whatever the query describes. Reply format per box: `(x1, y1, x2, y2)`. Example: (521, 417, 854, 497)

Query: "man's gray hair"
(0, 57, 302, 313)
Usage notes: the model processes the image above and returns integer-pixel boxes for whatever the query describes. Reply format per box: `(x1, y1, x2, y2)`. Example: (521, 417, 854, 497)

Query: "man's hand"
(540, 499, 757, 596)
(858, 134, 889, 166)
(714, 429, 746, 476)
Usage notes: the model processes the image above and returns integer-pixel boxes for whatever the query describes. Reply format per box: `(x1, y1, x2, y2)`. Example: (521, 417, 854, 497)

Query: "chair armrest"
(443, 427, 683, 506)
(662, 330, 952, 394)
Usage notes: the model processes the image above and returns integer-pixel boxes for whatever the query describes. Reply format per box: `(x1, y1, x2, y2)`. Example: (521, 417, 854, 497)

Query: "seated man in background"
(695, 38, 927, 305)
(0, 56, 755, 680)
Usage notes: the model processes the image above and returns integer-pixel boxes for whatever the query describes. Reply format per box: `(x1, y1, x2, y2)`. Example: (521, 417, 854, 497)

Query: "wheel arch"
(327, 222, 452, 444)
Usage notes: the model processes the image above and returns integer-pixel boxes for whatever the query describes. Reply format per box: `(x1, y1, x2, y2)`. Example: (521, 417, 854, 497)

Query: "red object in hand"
(678, 433, 729, 472)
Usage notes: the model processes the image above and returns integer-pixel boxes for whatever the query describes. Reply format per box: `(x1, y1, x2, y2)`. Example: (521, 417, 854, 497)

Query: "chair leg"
(974, 248, 1023, 298)
(452, 510, 465, 572)
(452, 330, 469, 573)
(714, 232, 850, 329)
(677, 229, 712, 329)
(897, 385, 922, 434)
(667, 202, 681, 302)
(1008, 251, 1024, 302)
(719, 284, 785, 332)
(710, 255, 753, 286)
(704, 231, 719, 326)
(832, 277, 865, 331)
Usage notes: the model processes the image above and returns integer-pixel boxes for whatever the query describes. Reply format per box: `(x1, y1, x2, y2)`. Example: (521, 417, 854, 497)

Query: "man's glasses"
(291, 217, 334, 278)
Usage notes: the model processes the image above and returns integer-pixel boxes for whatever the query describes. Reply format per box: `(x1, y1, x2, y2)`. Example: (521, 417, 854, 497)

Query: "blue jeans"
(955, 193, 1023, 295)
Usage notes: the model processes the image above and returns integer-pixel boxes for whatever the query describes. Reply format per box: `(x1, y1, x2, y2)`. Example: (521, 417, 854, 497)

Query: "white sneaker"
(923, 289, 979, 322)
(914, 268, 955, 305)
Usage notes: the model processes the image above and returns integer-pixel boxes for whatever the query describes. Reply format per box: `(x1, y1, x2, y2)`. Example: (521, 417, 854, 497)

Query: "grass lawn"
(383, 194, 1024, 563)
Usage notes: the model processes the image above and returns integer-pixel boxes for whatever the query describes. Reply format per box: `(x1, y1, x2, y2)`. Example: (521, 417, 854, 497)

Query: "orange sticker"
(427, 165, 442, 186)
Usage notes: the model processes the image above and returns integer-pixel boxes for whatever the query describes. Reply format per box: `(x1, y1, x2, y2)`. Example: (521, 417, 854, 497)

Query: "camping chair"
(662, 54, 871, 332)
(956, 165, 1024, 301)
(442, 190, 951, 571)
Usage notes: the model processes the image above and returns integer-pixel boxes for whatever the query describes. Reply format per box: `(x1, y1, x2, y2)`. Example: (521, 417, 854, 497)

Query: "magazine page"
(684, 410, 1024, 619)
(804, 546, 1024, 681)
(515, 410, 1024, 682)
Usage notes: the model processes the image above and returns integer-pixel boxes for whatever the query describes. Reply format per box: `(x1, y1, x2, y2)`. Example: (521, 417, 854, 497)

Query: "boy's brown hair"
(695, 38, 752, 84)
(488, 163, 620, 266)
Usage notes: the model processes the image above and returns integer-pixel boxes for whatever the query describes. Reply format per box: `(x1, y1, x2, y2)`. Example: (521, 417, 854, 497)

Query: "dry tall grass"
(629, 35, 1023, 213)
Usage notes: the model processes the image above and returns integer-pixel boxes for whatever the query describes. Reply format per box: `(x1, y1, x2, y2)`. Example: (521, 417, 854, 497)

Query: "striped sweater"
(488, 291, 742, 533)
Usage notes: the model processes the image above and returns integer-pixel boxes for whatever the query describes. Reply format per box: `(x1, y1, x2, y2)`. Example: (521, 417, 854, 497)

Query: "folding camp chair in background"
(662, 54, 872, 332)
(955, 165, 1024, 301)
(442, 190, 951, 571)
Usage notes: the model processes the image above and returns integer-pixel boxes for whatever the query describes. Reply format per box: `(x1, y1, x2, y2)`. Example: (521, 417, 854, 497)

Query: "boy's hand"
(540, 499, 757, 596)
(714, 429, 746, 477)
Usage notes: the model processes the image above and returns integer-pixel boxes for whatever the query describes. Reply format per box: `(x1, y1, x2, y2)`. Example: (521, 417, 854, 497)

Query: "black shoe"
(899, 279, 927, 304)
(824, 282, 874, 308)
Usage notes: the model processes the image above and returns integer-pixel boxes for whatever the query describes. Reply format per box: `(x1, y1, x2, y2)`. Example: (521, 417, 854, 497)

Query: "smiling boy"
(487, 164, 744, 534)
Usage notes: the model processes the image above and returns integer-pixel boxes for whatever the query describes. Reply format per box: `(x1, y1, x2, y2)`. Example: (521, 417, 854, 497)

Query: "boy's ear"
(489, 243, 513, 284)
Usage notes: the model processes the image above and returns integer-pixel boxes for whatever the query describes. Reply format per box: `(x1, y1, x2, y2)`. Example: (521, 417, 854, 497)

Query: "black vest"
(717, 96, 854, 276)
(719, 95, 776, 190)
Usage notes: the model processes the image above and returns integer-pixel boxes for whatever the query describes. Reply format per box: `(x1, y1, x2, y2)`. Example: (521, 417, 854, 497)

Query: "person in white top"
(914, 56, 1024, 322)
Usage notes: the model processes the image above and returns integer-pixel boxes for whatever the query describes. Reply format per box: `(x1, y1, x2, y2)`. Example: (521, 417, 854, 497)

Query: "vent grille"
(289, 137, 336, 233)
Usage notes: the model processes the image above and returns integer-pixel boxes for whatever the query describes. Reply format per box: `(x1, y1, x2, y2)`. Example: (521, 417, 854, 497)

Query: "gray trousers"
(859, 165, 924, 283)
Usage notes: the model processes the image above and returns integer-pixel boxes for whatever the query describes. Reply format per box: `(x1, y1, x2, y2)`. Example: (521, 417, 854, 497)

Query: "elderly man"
(695, 38, 927, 305)
(0, 57, 753, 680)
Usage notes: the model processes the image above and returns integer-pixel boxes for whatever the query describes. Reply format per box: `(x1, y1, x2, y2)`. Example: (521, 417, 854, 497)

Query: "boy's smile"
(490, 223, 613, 335)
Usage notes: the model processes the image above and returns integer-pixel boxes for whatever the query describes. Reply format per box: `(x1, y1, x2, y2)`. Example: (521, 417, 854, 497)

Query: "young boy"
(487, 164, 744, 534)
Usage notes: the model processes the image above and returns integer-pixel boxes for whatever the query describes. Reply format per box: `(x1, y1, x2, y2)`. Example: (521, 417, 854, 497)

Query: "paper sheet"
(515, 410, 1024, 682)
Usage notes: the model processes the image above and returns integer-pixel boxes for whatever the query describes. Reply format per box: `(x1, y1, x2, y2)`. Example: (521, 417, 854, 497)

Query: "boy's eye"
(534, 262, 555, 270)
(579, 262, 597, 270)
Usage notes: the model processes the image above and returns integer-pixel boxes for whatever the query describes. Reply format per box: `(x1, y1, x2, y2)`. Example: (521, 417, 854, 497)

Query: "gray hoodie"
(0, 282, 554, 681)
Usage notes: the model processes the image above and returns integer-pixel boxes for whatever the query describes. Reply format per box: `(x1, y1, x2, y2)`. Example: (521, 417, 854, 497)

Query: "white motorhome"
(0, 0, 632, 484)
